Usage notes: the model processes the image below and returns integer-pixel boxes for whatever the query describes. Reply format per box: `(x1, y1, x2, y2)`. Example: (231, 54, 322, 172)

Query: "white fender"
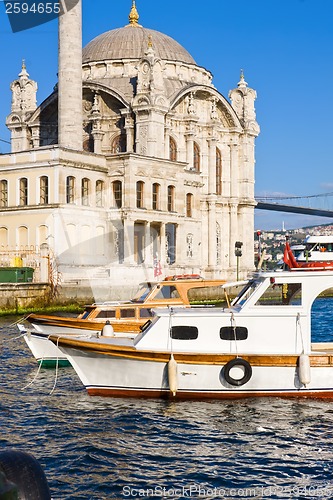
(298, 353, 311, 386)
(168, 354, 178, 396)
(101, 321, 114, 337)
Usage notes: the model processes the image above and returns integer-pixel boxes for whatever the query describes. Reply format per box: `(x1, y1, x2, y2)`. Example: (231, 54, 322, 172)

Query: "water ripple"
(1, 304, 333, 498)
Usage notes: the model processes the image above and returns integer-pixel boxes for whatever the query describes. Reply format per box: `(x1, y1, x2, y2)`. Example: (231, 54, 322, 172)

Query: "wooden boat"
(48, 268, 333, 399)
(18, 275, 227, 366)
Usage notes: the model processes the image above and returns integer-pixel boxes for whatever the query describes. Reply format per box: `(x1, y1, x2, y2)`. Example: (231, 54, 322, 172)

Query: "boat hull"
(22, 329, 136, 366)
(23, 332, 70, 367)
(60, 346, 333, 399)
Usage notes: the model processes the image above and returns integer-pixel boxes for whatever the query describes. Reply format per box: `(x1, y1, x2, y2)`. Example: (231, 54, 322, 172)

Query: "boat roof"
(304, 235, 333, 244)
(150, 268, 333, 317)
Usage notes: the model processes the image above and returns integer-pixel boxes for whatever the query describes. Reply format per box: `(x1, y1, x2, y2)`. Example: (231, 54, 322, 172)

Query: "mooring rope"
(3, 332, 26, 342)
(22, 358, 44, 389)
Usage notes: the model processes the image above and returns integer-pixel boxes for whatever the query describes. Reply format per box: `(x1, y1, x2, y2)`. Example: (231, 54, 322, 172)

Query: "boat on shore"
(18, 275, 228, 366)
(48, 268, 333, 399)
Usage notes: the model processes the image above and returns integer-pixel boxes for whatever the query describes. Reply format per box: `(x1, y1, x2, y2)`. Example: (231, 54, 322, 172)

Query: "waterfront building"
(0, 1, 260, 300)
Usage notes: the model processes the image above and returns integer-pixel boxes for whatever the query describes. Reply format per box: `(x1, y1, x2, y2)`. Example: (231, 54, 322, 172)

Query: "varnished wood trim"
(48, 335, 333, 367)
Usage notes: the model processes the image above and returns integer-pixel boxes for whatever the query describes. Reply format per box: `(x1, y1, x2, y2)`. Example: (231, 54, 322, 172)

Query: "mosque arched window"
(96, 180, 104, 207)
(0, 227, 8, 246)
(111, 134, 126, 154)
(216, 148, 222, 195)
(152, 183, 160, 210)
(81, 178, 90, 206)
(18, 226, 28, 247)
(19, 178, 28, 206)
(193, 142, 200, 172)
(169, 137, 177, 161)
(40, 176, 49, 204)
(113, 181, 122, 208)
(136, 181, 145, 208)
(167, 185, 175, 212)
(186, 193, 193, 217)
(0, 180, 8, 207)
(66, 176, 75, 204)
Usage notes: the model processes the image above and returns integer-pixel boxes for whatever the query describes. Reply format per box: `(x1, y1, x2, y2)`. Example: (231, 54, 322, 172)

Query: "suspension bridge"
(255, 192, 333, 218)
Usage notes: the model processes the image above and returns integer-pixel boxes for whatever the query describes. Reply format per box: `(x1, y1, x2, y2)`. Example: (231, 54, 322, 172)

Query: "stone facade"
(0, 2, 260, 300)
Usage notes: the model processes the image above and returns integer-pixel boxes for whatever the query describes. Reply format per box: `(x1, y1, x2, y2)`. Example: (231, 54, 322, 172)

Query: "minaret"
(58, 0, 82, 150)
(6, 61, 37, 152)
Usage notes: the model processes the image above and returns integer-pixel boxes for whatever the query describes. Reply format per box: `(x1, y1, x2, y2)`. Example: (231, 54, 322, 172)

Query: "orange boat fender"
(223, 358, 252, 387)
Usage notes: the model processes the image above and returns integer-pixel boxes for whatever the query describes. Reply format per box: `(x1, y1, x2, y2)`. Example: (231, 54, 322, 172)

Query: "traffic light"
(235, 241, 243, 257)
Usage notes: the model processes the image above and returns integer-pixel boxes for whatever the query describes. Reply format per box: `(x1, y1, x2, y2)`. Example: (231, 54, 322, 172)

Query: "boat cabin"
(77, 275, 227, 323)
(297, 236, 333, 262)
(133, 269, 333, 356)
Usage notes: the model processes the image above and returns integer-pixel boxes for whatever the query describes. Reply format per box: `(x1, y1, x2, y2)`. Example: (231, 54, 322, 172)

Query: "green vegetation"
(0, 303, 84, 317)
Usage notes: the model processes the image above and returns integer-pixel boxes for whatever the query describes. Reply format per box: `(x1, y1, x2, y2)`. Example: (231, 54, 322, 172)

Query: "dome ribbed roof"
(82, 26, 196, 65)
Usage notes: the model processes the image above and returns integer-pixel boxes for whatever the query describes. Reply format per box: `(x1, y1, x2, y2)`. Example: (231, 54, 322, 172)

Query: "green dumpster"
(0, 267, 34, 283)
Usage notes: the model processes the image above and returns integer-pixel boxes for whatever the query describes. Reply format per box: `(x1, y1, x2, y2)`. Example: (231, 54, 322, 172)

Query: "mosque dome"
(82, 2, 196, 65)
(83, 26, 196, 65)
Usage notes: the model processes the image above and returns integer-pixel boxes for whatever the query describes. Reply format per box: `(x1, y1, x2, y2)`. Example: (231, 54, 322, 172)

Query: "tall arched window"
(0, 227, 8, 246)
(216, 148, 222, 195)
(113, 180, 122, 208)
(186, 193, 193, 217)
(167, 185, 175, 212)
(38, 225, 48, 245)
(0, 180, 8, 207)
(96, 180, 104, 207)
(40, 176, 49, 204)
(136, 181, 144, 208)
(169, 137, 177, 161)
(152, 183, 160, 210)
(193, 142, 200, 171)
(81, 178, 90, 206)
(18, 226, 28, 247)
(66, 176, 75, 204)
(19, 178, 28, 206)
(111, 134, 126, 153)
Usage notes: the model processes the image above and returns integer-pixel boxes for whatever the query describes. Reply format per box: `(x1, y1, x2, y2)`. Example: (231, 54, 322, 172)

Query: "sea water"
(1, 299, 333, 499)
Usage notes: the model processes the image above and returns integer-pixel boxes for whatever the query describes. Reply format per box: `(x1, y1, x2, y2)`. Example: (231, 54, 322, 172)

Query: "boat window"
(232, 281, 261, 306)
(170, 326, 198, 340)
(140, 320, 152, 332)
(140, 308, 152, 318)
(154, 286, 180, 300)
(131, 283, 153, 302)
(120, 309, 135, 318)
(255, 282, 302, 306)
(220, 326, 248, 340)
(96, 310, 116, 318)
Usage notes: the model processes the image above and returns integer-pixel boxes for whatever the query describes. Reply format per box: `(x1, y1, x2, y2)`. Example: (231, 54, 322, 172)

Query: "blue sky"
(0, 0, 332, 231)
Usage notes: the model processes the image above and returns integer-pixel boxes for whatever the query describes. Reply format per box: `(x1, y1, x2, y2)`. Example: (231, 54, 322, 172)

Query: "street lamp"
(235, 241, 243, 280)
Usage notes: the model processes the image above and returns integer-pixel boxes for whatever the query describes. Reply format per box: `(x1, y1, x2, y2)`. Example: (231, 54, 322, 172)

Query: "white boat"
(48, 268, 333, 399)
(18, 275, 228, 367)
(22, 275, 226, 337)
(17, 322, 136, 368)
(296, 235, 333, 264)
(284, 236, 333, 270)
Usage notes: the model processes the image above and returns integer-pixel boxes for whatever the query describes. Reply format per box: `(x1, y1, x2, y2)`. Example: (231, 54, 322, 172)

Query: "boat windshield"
(231, 280, 261, 307)
(131, 282, 154, 303)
